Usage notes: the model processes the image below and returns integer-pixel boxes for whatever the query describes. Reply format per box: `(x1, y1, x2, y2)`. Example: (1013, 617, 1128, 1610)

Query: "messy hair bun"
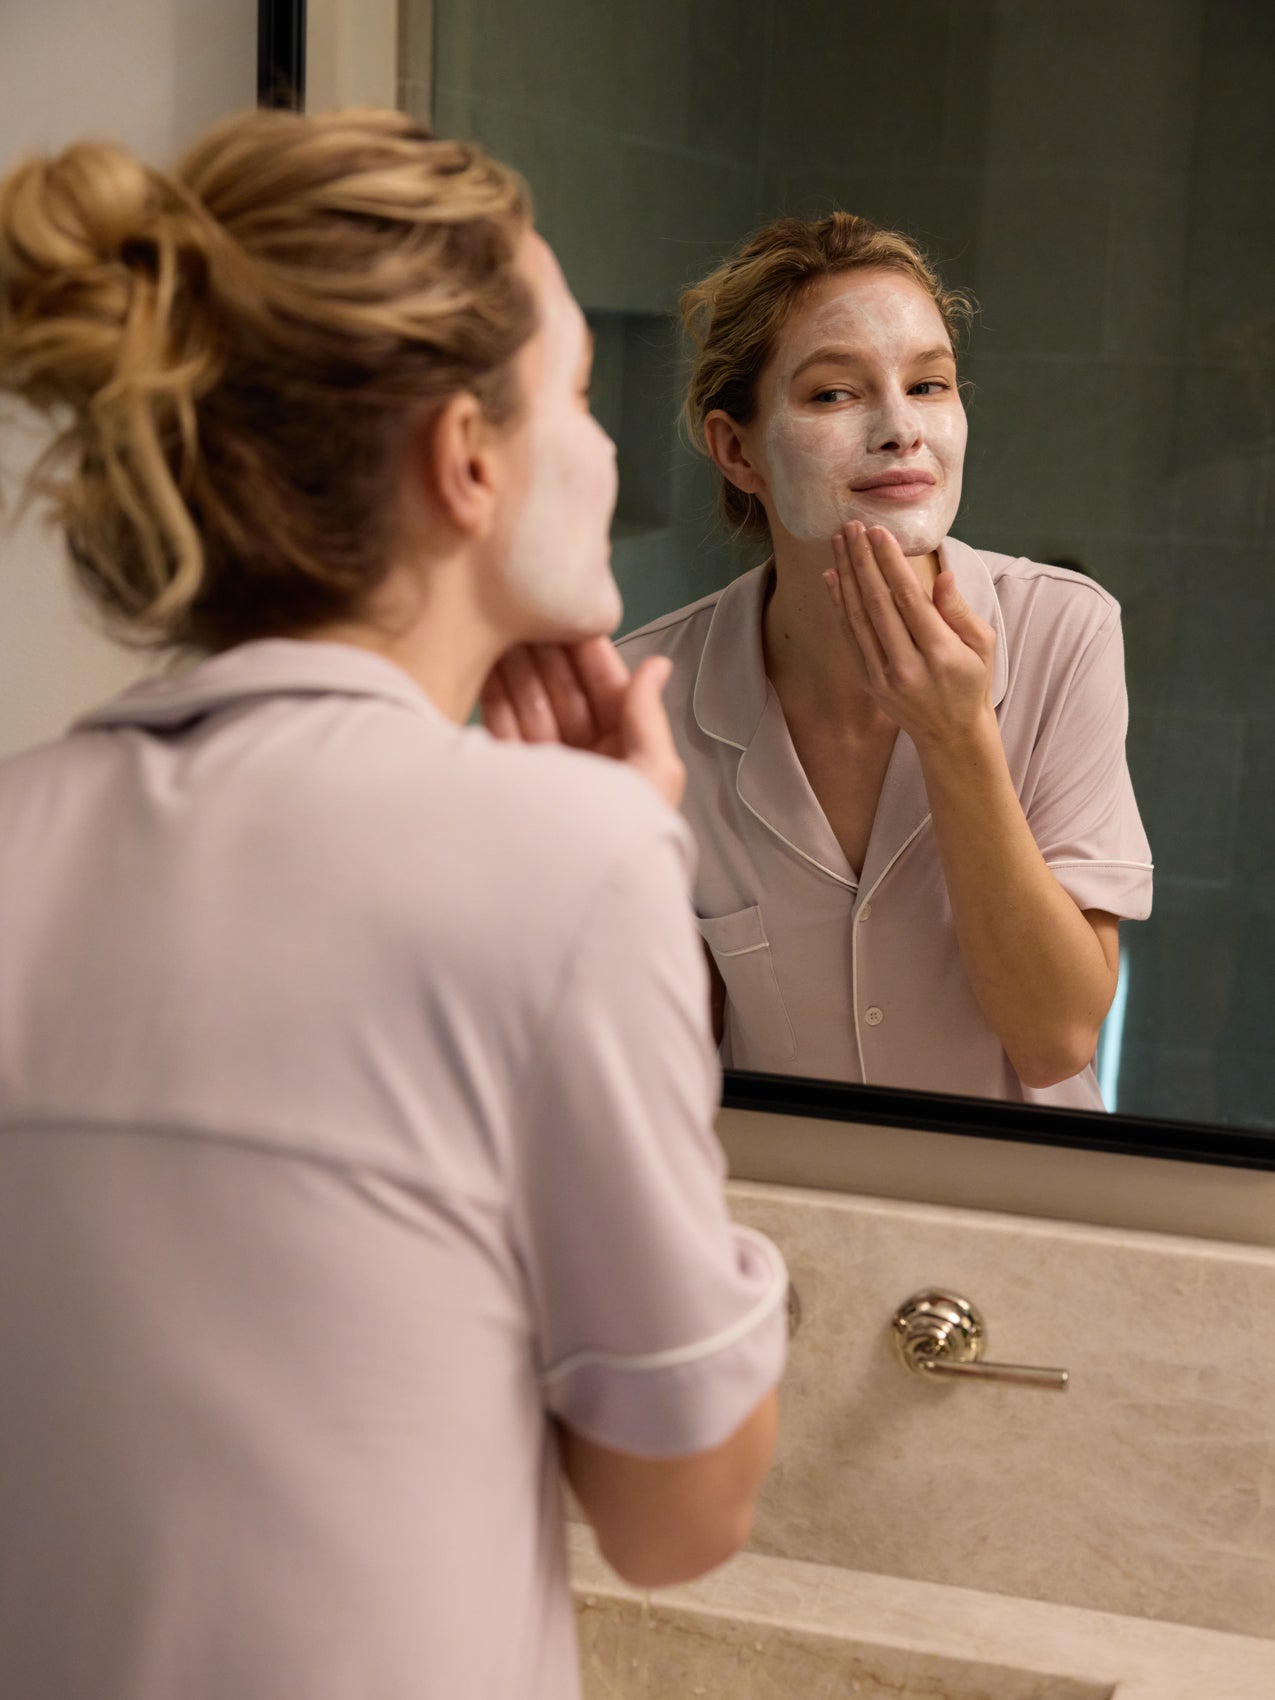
(0, 108, 534, 650)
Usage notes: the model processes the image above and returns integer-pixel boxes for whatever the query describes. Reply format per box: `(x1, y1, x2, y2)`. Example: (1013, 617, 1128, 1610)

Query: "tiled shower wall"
(409, 0, 1275, 1128)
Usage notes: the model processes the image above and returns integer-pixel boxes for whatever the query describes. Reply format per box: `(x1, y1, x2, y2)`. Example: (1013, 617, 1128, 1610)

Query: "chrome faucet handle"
(892, 1290, 1069, 1392)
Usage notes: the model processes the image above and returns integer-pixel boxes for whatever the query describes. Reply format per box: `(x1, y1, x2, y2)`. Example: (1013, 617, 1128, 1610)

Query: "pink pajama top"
(618, 538, 1154, 1109)
(0, 640, 787, 1700)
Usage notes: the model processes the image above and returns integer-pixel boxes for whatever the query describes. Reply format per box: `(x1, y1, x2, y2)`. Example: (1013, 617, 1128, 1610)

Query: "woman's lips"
(853, 479, 936, 502)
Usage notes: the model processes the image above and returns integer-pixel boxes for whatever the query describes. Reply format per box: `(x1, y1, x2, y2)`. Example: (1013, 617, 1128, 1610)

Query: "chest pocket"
(696, 905, 797, 1062)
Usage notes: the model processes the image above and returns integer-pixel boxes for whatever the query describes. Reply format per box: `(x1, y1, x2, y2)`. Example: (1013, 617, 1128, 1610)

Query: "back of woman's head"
(0, 107, 534, 650)
(680, 212, 973, 541)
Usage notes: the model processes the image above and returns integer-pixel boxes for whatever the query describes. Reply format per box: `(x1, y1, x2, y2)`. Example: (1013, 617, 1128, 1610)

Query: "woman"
(0, 109, 786, 1699)
(628, 214, 1153, 1106)
(495, 215, 1151, 1107)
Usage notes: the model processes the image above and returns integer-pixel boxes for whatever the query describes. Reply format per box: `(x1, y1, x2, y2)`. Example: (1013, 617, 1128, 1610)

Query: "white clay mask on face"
(505, 239, 621, 635)
(760, 271, 967, 558)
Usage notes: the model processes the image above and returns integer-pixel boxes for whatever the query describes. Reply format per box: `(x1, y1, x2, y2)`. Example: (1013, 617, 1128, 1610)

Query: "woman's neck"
(762, 538, 940, 728)
(298, 549, 506, 725)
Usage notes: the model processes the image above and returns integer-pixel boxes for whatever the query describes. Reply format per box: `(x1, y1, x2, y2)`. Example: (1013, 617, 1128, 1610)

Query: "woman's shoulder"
(615, 594, 721, 667)
(431, 732, 692, 921)
(976, 546, 1123, 633)
(616, 562, 770, 666)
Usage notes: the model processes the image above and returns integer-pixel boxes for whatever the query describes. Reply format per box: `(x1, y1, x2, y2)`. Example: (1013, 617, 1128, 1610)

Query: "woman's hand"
(480, 636, 685, 810)
(823, 520, 997, 753)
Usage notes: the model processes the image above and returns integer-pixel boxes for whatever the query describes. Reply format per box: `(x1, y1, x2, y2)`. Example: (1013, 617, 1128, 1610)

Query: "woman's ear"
(703, 409, 767, 497)
(405, 392, 502, 540)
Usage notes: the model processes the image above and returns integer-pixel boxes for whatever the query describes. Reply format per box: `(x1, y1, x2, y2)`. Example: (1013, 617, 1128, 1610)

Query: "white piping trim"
(850, 902, 866, 1083)
(691, 582, 856, 889)
(851, 814, 934, 1084)
(736, 785, 857, 890)
(714, 941, 770, 959)
(540, 1226, 787, 1384)
(1045, 858, 1154, 872)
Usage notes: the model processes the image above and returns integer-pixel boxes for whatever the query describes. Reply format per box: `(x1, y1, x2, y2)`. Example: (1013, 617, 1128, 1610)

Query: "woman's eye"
(812, 387, 853, 403)
(911, 380, 950, 396)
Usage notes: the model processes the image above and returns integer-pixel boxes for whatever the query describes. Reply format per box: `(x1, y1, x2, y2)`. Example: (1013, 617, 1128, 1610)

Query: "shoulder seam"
(617, 597, 720, 645)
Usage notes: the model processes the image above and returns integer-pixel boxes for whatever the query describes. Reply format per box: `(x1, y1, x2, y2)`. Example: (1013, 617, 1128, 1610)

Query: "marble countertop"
(570, 1523, 1275, 1699)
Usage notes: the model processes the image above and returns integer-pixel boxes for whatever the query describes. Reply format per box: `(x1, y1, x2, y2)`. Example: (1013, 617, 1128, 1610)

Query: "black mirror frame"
(723, 1070, 1275, 1171)
(258, 0, 306, 110)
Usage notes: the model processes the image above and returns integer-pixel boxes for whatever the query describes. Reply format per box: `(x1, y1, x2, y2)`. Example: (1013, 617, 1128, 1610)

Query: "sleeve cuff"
(542, 1226, 788, 1457)
(1047, 858, 1154, 920)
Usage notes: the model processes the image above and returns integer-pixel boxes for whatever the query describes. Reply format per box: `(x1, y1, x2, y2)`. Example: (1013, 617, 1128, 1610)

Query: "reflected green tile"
(430, 86, 475, 141)
(975, 175, 1109, 357)
(1114, 1043, 1220, 1124)
(1118, 883, 1247, 1073)
(1215, 1051, 1275, 1131)
(1163, 576, 1275, 717)
(1102, 176, 1190, 359)
(981, 0, 1198, 172)
(685, 0, 771, 163)
(940, 0, 997, 167)
(559, 0, 691, 147)
(749, 166, 981, 299)
(1234, 715, 1275, 884)
(766, 0, 952, 172)
(1170, 365, 1272, 542)
(608, 139, 761, 312)
(1181, 174, 1275, 360)
(1125, 710, 1243, 885)
(1193, 0, 1275, 175)
(460, 97, 573, 237)
(959, 355, 1176, 538)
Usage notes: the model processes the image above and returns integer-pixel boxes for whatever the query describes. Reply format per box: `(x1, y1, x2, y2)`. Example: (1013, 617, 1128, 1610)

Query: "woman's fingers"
(567, 634, 632, 735)
(494, 645, 563, 743)
(829, 526, 888, 677)
(862, 524, 953, 654)
(483, 636, 684, 809)
(478, 668, 523, 741)
(847, 522, 931, 666)
(533, 642, 597, 747)
(933, 571, 997, 665)
(619, 655, 685, 809)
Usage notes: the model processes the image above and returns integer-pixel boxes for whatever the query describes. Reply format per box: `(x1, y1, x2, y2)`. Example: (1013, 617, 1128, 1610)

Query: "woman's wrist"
(911, 700, 1002, 776)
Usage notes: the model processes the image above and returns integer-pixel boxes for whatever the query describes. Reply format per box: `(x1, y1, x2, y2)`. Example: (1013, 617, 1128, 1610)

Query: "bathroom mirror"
(259, 0, 1275, 1166)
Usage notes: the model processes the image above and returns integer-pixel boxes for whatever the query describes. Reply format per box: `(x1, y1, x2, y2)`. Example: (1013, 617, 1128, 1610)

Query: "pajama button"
(858, 903, 872, 921)
(865, 1006, 884, 1026)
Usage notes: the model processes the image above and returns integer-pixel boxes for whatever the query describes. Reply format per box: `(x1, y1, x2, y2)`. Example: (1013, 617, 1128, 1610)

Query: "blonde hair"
(680, 213, 975, 540)
(0, 107, 535, 650)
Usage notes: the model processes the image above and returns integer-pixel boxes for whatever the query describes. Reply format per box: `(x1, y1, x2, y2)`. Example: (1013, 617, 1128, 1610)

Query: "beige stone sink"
(576, 1589, 1112, 1699)
(570, 1525, 1275, 1700)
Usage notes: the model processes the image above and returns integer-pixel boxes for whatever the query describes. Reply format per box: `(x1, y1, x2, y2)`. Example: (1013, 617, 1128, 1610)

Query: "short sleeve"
(510, 813, 788, 1459)
(1022, 607, 1153, 920)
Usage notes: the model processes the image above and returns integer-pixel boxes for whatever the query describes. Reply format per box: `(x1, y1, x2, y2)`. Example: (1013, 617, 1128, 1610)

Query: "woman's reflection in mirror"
(614, 215, 1153, 1107)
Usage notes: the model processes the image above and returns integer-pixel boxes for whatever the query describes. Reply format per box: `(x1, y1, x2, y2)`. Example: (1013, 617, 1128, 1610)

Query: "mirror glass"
(402, 0, 1274, 1133)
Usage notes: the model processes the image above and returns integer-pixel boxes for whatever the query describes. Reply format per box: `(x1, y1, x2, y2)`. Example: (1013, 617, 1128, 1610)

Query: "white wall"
(0, 0, 258, 758)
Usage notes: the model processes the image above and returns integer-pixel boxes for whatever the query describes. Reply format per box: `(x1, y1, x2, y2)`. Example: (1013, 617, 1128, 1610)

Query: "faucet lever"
(892, 1290, 1069, 1392)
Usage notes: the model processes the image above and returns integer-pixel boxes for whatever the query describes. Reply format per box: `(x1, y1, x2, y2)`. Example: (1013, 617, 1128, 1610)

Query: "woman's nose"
(867, 391, 924, 454)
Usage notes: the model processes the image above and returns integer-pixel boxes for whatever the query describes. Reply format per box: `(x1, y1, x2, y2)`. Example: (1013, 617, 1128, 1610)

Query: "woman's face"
(498, 234, 621, 638)
(751, 267, 967, 558)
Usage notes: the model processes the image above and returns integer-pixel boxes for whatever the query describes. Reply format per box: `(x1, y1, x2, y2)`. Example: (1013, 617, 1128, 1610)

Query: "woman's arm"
(828, 522, 1119, 1088)
(915, 711, 1119, 1085)
(559, 1389, 778, 1588)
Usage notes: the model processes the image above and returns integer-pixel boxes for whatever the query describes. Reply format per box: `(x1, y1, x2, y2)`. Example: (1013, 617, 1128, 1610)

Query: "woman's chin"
(520, 576, 623, 646)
